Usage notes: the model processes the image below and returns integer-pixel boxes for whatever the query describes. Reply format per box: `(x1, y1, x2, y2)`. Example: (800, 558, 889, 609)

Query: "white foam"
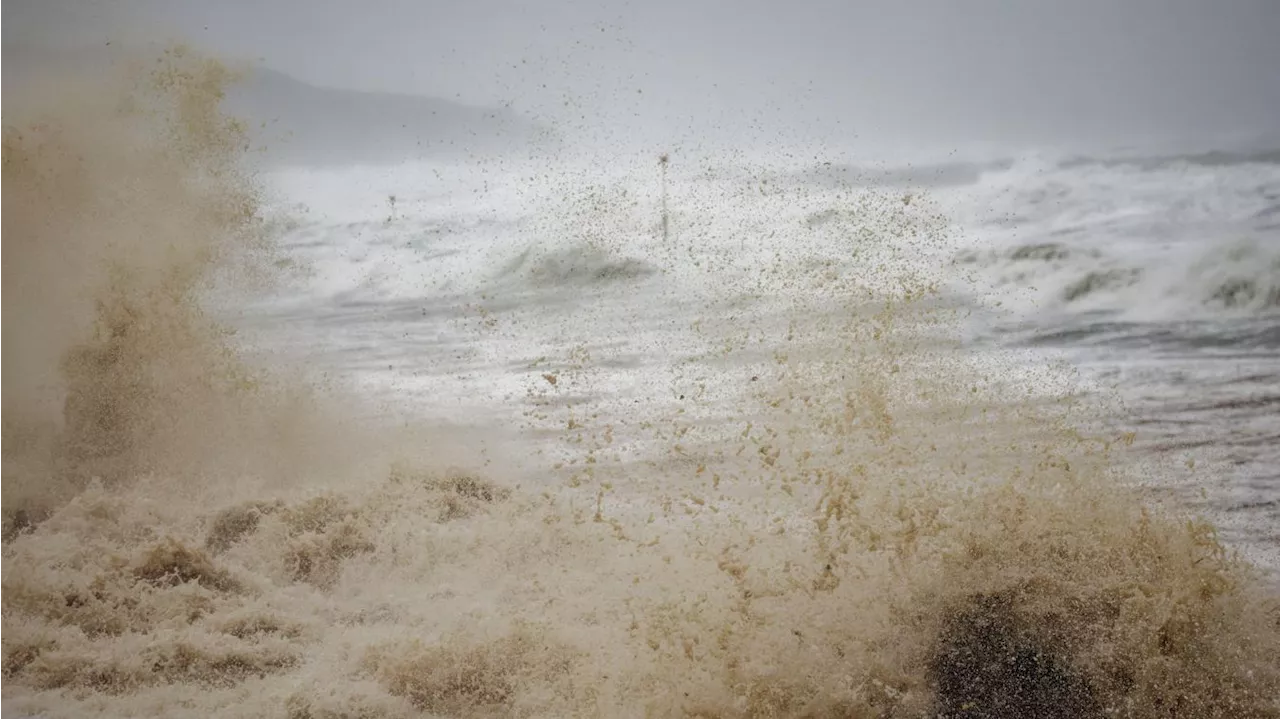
(936, 153, 1280, 322)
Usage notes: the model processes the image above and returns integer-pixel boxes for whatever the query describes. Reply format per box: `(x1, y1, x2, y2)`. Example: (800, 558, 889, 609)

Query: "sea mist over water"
(3, 43, 1280, 718)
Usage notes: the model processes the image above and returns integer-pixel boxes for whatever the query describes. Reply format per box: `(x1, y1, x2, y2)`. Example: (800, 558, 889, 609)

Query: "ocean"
(3, 53, 1279, 718)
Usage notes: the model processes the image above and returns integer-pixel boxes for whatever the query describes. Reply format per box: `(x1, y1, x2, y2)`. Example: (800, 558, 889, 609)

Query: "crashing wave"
(1062, 268, 1143, 303)
(497, 245, 656, 289)
(5, 44, 1280, 719)
(1186, 238, 1280, 314)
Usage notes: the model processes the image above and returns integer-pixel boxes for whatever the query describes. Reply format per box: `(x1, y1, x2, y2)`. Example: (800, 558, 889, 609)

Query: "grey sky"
(7, 0, 1280, 150)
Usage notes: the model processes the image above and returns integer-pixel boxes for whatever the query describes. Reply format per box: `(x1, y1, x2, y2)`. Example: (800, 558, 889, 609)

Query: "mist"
(6, 0, 1280, 155)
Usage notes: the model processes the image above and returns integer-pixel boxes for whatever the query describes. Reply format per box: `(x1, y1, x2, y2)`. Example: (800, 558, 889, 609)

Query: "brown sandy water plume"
(3, 46, 1280, 719)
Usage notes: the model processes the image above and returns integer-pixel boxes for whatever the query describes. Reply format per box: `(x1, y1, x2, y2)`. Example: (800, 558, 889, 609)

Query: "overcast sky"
(7, 0, 1280, 151)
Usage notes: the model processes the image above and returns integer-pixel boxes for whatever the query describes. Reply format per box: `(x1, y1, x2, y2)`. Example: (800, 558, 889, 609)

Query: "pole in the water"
(659, 152, 670, 242)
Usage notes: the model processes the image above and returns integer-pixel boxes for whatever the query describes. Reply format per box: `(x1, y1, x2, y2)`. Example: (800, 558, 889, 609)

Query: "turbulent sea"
(3, 53, 1279, 718)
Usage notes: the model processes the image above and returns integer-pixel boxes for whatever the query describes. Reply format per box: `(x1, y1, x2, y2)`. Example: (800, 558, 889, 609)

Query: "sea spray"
(3, 45, 1279, 719)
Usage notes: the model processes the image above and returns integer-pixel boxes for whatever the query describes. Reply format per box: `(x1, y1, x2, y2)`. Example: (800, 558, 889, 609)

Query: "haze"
(6, 0, 1280, 153)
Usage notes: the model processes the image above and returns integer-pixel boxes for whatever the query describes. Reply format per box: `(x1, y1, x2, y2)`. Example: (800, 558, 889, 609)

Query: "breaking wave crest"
(3, 47, 1279, 719)
(1189, 239, 1280, 313)
(958, 237, 1280, 321)
(497, 244, 656, 289)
